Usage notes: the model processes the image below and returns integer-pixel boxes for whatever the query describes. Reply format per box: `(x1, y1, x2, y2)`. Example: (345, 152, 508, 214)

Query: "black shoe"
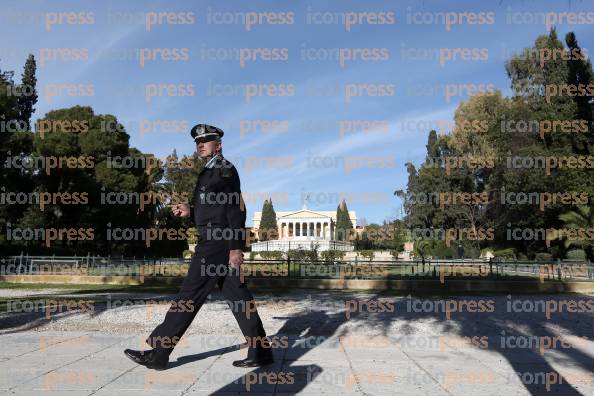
(232, 356, 274, 368)
(124, 348, 169, 370)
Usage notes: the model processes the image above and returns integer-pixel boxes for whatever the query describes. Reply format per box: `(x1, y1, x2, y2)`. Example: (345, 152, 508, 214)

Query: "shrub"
(517, 252, 529, 261)
(480, 248, 494, 257)
(259, 251, 284, 260)
(249, 251, 257, 261)
(287, 249, 317, 262)
(534, 252, 553, 262)
(566, 249, 586, 260)
(358, 250, 375, 261)
(430, 244, 454, 259)
(321, 250, 346, 263)
(455, 244, 480, 259)
(492, 248, 516, 260)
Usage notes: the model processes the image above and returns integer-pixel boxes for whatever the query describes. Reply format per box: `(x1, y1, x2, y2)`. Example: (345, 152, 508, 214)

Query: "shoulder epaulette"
(221, 159, 233, 178)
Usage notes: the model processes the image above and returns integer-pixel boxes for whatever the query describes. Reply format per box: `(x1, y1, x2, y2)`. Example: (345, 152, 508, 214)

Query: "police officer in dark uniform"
(124, 124, 273, 370)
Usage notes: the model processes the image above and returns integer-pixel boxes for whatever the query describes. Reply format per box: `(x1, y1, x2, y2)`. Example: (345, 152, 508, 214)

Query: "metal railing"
(2, 254, 593, 282)
(0, 254, 179, 277)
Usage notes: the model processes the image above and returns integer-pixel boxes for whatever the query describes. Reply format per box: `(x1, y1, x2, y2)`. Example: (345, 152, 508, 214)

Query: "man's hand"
(170, 203, 190, 218)
(229, 249, 244, 268)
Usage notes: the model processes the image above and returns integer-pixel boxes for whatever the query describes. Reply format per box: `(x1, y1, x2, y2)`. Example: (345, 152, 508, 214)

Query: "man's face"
(196, 137, 221, 159)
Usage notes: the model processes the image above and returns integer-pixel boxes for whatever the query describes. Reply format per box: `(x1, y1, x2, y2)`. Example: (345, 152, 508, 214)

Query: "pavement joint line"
(0, 332, 92, 362)
(400, 348, 453, 396)
(2, 335, 136, 394)
(338, 335, 367, 396)
(87, 363, 139, 396)
(180, 336, 239, 395)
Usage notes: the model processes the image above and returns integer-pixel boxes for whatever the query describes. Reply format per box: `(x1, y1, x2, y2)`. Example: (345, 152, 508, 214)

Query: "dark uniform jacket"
(189, 155, 246, 250)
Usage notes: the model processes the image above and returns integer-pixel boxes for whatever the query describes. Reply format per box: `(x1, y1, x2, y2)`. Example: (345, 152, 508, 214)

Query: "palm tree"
(558, 206, 594, 260)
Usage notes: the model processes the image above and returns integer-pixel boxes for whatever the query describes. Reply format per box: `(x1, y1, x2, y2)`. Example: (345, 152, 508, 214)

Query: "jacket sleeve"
(188, 206, 196, 225)
(187, 177, 200, 226)
(223, 166, 246, 250)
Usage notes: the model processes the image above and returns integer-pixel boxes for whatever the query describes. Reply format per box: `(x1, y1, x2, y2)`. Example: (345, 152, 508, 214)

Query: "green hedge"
(534, 252, 553, 262)
(259, 251, 284, 260)
(566, 249, 586, 260)
(357, 250, 375, 261)
(320, 250, 346, 262)
(287, 249, 318, 262)
(429, 244, 454, 259)
(492, 248, 516, 260)
(389, 250, 400, 259)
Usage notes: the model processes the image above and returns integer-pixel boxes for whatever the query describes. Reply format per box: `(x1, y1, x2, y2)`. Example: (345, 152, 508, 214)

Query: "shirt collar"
(204, 153, 220, 169)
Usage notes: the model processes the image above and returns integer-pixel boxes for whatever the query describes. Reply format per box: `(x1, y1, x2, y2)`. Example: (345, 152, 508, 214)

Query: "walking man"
(124, 124, 273, 370)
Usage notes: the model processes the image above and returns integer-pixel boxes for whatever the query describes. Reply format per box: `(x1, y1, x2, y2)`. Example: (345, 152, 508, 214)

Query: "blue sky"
(1, 0, 593, 226)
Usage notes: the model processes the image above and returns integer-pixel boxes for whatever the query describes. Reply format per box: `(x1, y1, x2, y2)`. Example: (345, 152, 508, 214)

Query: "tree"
(14, 106, 175, 256)
(426, 129, 439, 158)
(0, 56, 35, 254)
(334, 199, 353, 241)
(258, 198, 278, 241)
(163, 149, 204, 199)
(565, 31, 594, 150)
(17, 54, 37, 126)
(400, 29, 594, 258)
(502, 28, 594, 256)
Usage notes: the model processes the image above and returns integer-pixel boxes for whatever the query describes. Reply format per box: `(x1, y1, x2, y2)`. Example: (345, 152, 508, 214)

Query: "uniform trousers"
(146, 238, 270, 360)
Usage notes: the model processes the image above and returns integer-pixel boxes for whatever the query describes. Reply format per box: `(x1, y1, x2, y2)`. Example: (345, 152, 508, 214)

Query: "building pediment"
(279, 209, 331, 219)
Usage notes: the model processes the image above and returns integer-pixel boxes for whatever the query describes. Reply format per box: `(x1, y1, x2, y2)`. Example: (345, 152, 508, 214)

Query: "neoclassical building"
(249, 206, 356, 252)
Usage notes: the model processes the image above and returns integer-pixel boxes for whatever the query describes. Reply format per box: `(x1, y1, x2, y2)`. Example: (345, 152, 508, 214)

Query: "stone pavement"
(2, 292, 594, 395)
(0, 329, 593, 396)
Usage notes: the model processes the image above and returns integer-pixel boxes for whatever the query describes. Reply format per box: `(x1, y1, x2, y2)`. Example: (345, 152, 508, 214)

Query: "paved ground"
(1, 290, 594, 395)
